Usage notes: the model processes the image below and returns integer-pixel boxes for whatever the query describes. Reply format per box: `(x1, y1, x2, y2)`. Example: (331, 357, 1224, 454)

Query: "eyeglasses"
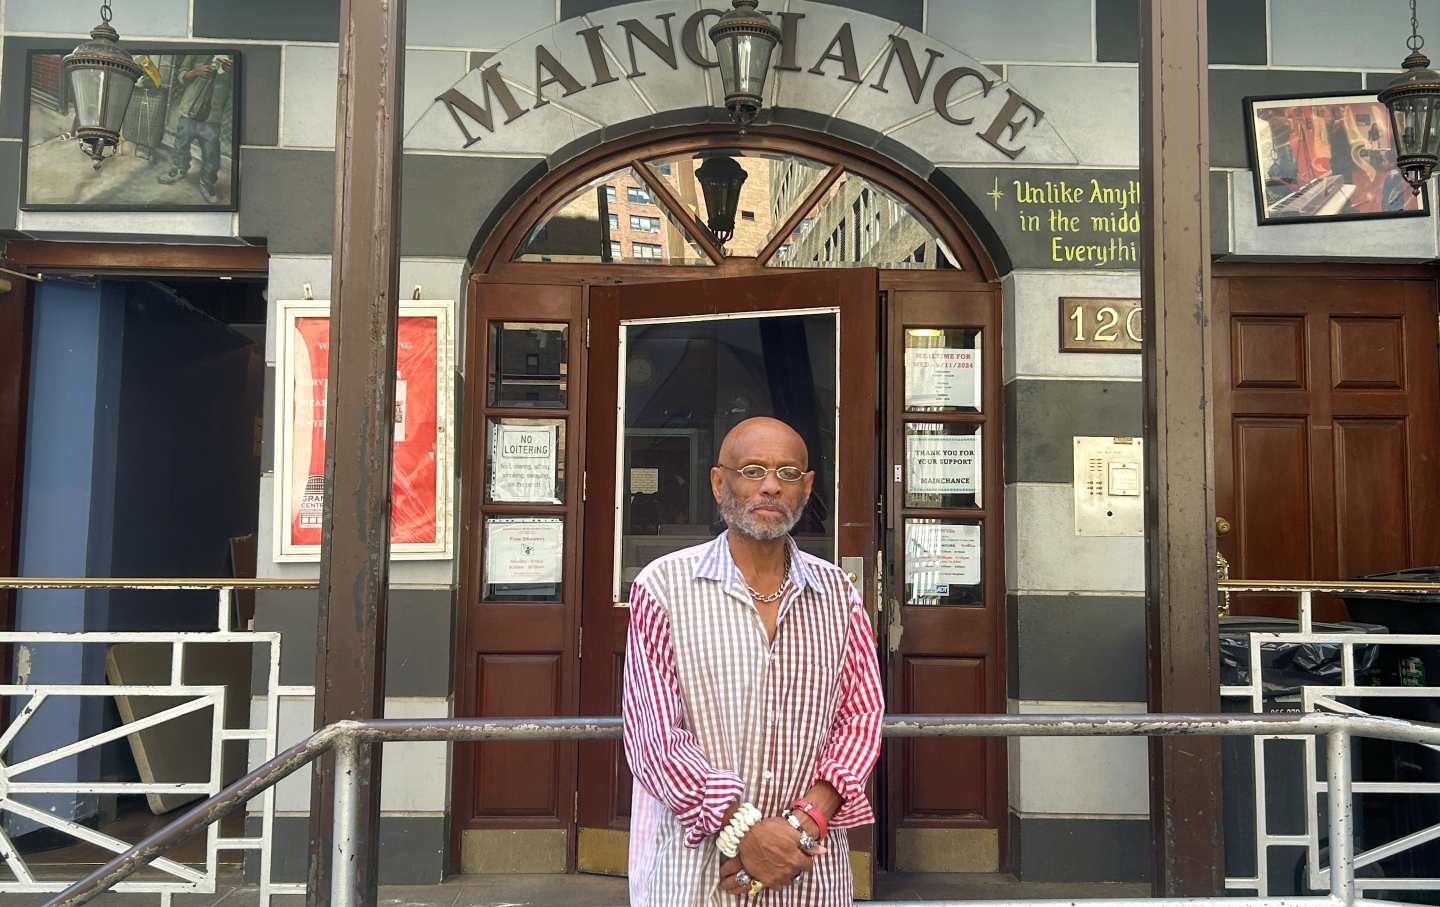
(719, 463, 808, 482)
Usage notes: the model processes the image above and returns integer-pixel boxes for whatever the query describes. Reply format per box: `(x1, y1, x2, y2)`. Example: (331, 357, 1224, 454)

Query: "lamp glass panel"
(69, 67, 104, 126)
(644, 151, 828, 258)
(103, 72, 137, 132)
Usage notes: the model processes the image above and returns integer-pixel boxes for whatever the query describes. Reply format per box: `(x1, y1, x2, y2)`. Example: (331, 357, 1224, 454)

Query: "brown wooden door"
(577, 269, 881, 883)
(452, 280, 586, 872)
(881, 280, 1006, 871)
(1214, 268, 1440, 619)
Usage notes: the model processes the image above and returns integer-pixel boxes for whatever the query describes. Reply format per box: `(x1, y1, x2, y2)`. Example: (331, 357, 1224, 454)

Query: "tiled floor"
(7, 871, 1150, 906)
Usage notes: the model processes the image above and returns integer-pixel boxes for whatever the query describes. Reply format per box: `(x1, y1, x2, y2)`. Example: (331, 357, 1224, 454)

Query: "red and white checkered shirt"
(624, 532, 884, 906)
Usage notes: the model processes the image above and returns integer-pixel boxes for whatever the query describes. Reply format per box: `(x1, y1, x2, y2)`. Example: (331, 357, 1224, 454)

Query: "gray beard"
(720, 485, 803, 541)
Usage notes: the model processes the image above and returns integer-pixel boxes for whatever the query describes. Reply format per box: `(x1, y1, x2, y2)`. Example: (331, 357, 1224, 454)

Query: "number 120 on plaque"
(1059, 297, 1142, 353)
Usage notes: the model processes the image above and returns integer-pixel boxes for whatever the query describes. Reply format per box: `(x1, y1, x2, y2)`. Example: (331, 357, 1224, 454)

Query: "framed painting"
(274, 300, 457, 562)
(21, 49, 241, 211)
(1244, 92, 1429, 225)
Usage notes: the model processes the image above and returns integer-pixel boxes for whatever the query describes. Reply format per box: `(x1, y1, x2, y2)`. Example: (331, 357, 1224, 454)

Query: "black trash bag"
(1219, 616, 1386, 695)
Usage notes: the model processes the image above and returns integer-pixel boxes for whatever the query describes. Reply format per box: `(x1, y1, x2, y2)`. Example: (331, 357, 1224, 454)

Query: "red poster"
(286, 312, 442, 552)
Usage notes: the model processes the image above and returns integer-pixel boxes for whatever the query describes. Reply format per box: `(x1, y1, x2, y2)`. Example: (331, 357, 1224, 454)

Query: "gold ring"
(747, 879, 764, 896)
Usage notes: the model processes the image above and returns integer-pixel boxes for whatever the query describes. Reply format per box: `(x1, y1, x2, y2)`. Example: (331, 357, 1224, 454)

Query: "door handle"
(1215, 516, 1232, 617)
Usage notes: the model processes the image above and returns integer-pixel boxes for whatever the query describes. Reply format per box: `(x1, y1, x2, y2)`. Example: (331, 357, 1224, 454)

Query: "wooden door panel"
(1330, 317, 1406, 389)
(903, 656, 987, 819)
(1214, 269, 1440, 622)
(1232, 316, 1308, 388)
(472, 653, 563, 818)
(1333, 419, 1411, 577)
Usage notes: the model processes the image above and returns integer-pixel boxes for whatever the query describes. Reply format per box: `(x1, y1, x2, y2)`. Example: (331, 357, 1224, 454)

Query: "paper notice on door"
(905, 522, 981, 597)
(490, 423, 558, 503)
(904, 347, 980, 409)
(907, 433, 980, 496)
(484, 517, 563, 585)
(630, 467, 659, 494)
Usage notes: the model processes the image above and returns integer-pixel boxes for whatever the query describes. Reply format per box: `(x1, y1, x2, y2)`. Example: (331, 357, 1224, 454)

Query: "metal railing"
(2, 577, 1436, 906)
(33, 711, 1440, 907)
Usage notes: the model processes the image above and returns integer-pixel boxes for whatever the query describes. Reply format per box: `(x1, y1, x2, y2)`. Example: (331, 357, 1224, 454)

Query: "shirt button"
(763, 770, 774, 780)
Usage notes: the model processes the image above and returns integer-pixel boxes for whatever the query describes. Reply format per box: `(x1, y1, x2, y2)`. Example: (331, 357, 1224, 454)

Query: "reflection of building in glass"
(770, 162, 956, 269)
(519, 167, 699, 264)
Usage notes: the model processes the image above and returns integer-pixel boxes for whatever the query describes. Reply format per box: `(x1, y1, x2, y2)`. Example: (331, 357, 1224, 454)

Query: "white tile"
(1006, 483, 1145, 593)
(265, 255, 333, 360)
(281, 45, 340, 149)
(772, 0, 902, 121)
(832, 26, 1000, 136)
(927, 0, 1094, 64)
(407, 0, 556, 50)
(1231, 174, 1439, 260)
(1005, 65, 1138, 167)
(16, 209, 236, 235)
(404, 51, 469, 135)
(1013, 700, 1150, 817)
(6, 0, 188, 36)
(1270, 0, 1440, 70)
(1003, 271, 1143, 382)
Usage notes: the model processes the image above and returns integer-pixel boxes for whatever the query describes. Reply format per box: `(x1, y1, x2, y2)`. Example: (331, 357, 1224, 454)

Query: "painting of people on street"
(1246, 93, 1428, 225)
(21, 50, 240, 211)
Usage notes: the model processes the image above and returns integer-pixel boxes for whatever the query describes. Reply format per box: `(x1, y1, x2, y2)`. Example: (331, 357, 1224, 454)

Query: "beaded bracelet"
(717, 802, 762, 858)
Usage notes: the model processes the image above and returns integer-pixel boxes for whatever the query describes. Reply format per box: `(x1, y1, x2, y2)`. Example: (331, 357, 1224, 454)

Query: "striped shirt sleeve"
(814, 593, 885, 828)
(622, 581, 745, 847)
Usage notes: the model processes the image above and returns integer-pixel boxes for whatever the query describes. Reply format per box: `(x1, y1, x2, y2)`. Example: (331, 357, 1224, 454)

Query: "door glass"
(904, 327, 981, 413)
(905, 422, 981, 509)
(488, 322, 568, 408)
(904, 517, 983, 606)
(614, 312, 838, 601)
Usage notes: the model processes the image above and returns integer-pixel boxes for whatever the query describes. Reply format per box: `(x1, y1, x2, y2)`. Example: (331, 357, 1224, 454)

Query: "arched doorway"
(452, 126, 1009, 885)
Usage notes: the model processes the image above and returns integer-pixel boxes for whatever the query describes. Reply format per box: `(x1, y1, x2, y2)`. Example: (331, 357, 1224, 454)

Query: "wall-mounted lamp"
(709, 0, 782, 126)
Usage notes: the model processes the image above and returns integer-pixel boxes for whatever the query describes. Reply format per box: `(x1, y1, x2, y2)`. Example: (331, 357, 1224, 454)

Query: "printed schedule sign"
(906, 522, 982, 597)
(276, 301, 454, 561)
(905, 347, 979, 409)
(484, 517, 563, 586)
(490, 423, 558, 503)
(907, 434, 980, 495)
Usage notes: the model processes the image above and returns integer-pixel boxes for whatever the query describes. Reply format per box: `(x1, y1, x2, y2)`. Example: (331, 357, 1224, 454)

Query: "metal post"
(330, 735, 365, 907)
(1326, 731, 1356, 905)
(1138, 0, 1224, 896)
(305, 0, 407, 902)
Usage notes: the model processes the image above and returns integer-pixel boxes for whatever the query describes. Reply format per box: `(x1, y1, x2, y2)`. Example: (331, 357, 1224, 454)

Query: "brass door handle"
(1216, 516, 1232, 537)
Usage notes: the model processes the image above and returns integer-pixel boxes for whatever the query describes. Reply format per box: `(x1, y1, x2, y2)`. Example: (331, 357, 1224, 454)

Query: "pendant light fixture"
(709, 0, 782, 126)
(1378, 0, 1440, 194)
(63, 0, 143, 168)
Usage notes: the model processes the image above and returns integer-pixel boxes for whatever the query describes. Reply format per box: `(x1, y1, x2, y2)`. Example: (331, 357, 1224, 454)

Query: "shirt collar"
(694, 530, 816, 593)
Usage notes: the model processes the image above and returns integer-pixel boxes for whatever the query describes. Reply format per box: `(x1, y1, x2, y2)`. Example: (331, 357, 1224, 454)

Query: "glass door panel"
(614, 311, 838, 601)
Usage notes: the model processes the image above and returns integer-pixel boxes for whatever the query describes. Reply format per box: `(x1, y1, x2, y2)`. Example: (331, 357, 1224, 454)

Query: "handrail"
(1220, 579, 1440, 593)
(43, 711, 1440, 907)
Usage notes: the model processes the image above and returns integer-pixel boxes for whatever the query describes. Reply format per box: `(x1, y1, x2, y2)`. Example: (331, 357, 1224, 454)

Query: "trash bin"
(1340, 569, 1440, 899)
(1219, 616, 1386, 896)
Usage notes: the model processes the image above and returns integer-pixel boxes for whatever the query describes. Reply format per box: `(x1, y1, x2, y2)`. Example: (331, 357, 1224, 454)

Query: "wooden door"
(1214, 268, 1440, 619)
(577, 269, 881, 885)
(881, 279, 1006, 871)
(452, 280, 586, 871)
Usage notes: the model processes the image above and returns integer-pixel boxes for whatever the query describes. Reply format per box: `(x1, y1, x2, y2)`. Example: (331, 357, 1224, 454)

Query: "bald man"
(623, 417, 885, 906)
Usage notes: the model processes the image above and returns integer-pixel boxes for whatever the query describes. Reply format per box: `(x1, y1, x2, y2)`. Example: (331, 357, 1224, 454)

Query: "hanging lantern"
(709, 0, 782, 126)
(1378, 0, 1440, 194)
(63, 0, 144, 168)
(695, 154, 749, 247)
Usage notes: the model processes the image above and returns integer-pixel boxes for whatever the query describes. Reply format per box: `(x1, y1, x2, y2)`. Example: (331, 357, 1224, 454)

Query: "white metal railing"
(0, 578, 316, 902)
(1218, 579, 1440, 899)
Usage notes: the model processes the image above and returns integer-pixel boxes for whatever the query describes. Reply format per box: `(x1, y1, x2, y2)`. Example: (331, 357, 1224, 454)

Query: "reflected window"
(769, 171, 959, 270)
(515, 167, 710, 266)
(615, 312, 838, 601)
(488, 322, 568, 408)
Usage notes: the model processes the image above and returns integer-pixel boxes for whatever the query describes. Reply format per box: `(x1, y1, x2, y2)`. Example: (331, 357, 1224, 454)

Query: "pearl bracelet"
(717, 802, 762, 858)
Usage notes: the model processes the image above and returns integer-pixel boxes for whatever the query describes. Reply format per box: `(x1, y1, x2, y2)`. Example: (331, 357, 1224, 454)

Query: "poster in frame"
(20, 48, 242, 212)
(1244, 92, 1429, 225)
(274, 300, 456, 562)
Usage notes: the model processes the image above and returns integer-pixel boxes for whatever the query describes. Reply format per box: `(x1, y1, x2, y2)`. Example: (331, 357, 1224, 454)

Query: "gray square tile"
(409, 0, 556, 50)
(193, 0, 340, 43)
(1271, 0, 1440, 70)
(1098, 0, 1269, 65)
(928, 0, 1093, 63)
(6, 0, 188, 37)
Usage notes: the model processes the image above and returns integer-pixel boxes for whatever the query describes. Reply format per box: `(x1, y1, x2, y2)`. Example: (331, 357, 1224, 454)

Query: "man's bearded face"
(719, 479, 805, 541)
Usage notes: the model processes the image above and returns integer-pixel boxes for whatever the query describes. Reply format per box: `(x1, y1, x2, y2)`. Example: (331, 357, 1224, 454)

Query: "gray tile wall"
(245, 815, 446, 884)
(1015, 816, 1152, 882)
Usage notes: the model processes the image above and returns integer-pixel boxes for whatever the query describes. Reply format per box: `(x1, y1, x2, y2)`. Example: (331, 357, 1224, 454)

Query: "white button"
(763, 770, 773, 780)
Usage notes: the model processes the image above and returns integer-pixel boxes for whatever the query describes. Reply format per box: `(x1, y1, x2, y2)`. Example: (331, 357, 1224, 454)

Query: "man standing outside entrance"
(624, 417, 884, 904)
(157, 54, 233, 203)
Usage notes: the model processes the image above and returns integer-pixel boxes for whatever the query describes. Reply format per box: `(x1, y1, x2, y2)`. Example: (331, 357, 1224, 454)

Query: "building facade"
(1, 0, 1438, 897)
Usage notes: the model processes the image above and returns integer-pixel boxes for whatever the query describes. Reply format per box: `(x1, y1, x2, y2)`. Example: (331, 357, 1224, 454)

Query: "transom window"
(513, 146, 959, 270)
